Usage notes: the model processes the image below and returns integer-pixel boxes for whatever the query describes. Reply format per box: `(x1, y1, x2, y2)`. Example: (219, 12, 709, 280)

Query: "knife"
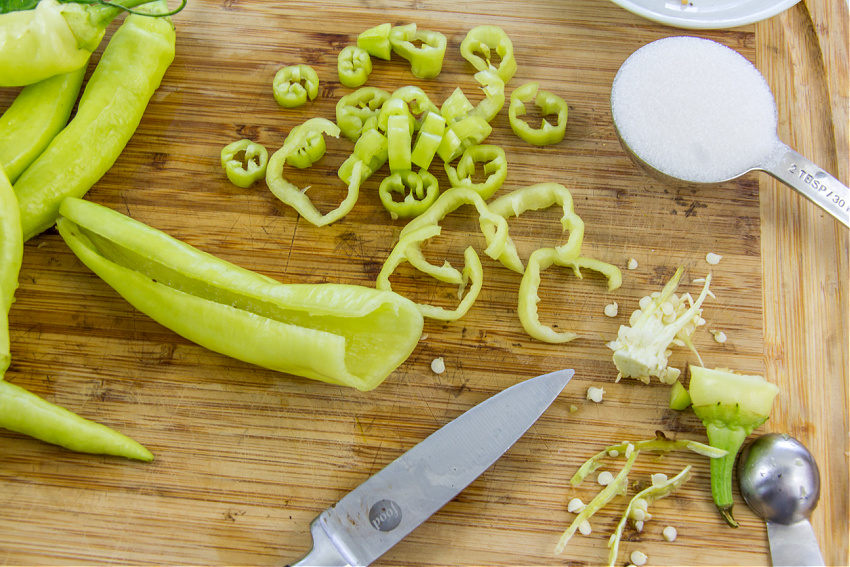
(290, 368, 574, 567)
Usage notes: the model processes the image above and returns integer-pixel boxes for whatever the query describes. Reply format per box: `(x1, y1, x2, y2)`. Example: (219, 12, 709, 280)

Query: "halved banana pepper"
(56, 197, 424, 392)
(509, 81, 568, 146)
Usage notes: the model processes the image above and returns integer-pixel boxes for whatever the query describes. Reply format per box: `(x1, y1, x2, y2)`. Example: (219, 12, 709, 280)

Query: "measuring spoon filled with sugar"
(610, 36, 849, 229)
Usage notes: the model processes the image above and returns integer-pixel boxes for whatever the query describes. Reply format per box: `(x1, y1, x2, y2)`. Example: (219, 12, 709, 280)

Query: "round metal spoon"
(738, 433, 825, 566)
(610, 37, 849, 229)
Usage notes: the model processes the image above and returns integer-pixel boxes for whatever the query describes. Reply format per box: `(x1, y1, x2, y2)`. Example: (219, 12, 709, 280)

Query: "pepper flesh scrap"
(220, 139, 268, 188)
(509, 81, 569, 146)
(607, 268, 712, 384)
(273, 64, 319, 108)
(689, 365, 779, 527)
(357, 22, 392, 60)
(56, 197, 425, 392)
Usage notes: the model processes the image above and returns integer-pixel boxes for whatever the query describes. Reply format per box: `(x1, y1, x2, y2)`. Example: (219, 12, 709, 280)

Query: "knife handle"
(289, 514, 354, 567)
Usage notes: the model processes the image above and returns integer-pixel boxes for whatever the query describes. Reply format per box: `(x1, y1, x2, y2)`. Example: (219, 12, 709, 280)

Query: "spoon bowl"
(737, 433, 825, 566)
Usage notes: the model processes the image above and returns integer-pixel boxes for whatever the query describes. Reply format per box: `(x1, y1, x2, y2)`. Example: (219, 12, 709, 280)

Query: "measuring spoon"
(610, 36, 849, 229)
(738, 433, 825, 566)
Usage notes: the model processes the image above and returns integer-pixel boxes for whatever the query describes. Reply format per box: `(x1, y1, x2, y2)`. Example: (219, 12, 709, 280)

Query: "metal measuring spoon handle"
(766, 519, 825, 566)
(761, 140, 850, 228)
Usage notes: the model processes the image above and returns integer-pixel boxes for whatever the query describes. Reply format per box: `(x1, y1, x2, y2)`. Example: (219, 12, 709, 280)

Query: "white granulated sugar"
(611, 37, 778, 183)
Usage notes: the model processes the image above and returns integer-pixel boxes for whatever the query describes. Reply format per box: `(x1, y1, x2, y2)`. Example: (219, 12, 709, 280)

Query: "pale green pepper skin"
(56, 198, 425, 392)
(14, 0, 177, 241)
(0, 166, 22, 373)
(0, 65, 87, 183)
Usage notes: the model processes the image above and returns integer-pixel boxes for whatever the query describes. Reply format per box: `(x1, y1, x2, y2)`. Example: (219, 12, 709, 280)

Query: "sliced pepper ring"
(378, 169, 440, 219)
(273, 64, 319, 109)
(518, 248, 622, 344)
(509, 81, 568, 146)
(283, 123, 326, 169)
(335, 86, 391, 142)
(338, 128, 388, 185)
(460, 25, 517, 84)
(338, 45, 372, 88)
(486, 182, 586, 274)
(377, 225, 484, 321)
(389, 23, 447, 79)
(266, 118, 362, 227)
(220, 139, 269, 188)
(444, 144, 507, 200)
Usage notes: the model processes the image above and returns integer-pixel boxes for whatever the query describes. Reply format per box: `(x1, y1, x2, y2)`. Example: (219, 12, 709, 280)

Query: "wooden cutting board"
(1, 1, 846, 565)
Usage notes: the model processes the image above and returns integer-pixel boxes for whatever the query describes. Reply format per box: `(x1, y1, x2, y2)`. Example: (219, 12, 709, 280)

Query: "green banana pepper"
(435, 114, 492, 163)
(389, 23, 447, 79)
(273, 64, 319, 108)
(338, 128, 388, 185)
(378, 169, 439, 219)
(337, 45, 372, 88)
(0, 166, 22, 373)
(0, 64, 86, 183)
(469, 69, 506, 123)
(387, 113, 412, 173)
(689, 365, 780, 527)
(0, 0, 185, 87)
(56, 197, 425, 392)
(0, 379, 153, 461)
(460, 25, 517, 84)
(410, 111, 445, 170)
(1, 167, 149, 460)
(509, 81, 569, 146)
(220, 139, 268, 188)
(14, 0, 176, 241)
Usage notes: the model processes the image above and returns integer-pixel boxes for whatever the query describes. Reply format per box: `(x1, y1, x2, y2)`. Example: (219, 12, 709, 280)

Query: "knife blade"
(290, 368, 573, 567)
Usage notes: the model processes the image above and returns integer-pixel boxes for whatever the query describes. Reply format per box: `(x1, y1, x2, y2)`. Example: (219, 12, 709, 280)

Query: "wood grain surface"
(0, 1, 846, 566)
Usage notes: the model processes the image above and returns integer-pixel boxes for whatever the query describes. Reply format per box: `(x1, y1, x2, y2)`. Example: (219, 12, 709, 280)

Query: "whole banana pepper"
(13, 0, 176, 241)
(0, 0, 185, 87)
(56, 198, 425, 392)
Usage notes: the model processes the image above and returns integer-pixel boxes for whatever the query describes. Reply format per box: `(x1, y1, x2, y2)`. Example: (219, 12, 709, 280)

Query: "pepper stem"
(705, 422, 748, 528)
(86, 0, 186, 28)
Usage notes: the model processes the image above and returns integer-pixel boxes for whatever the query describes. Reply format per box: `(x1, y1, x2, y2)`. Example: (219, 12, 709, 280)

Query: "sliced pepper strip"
(338, 45, 372, 88)
(220, 139, 268, 188)
(486, 182, 586, 274)
(608, 466, 692, 567)
(376, 225, 484, 321)
(266, 118, 361, 227)
(335, 86, 390, 142)
(338, 128, 388, 185)
(509, 81, 568, 146)
(387, 114, 412, 173)
(469, 69, 506, 123)
(389, 23, 447, 79)
(378, 169, 439, 219)
(357, 23, 392, 61)
(444, 144, 507, 200)
(411, 111, 446, 170)
(273, 64, 319, 108)
(518, 249, 622, 343)
(440, 87, 474, 123)
(460, 25, 517, 84)
(399, 187, 510, 261)
(56, 197, 424, 392)
(436, 114, 492, 163)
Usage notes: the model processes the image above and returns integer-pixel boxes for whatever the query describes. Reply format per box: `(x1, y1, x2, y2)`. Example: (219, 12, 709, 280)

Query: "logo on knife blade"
(368, 499, 402, 532)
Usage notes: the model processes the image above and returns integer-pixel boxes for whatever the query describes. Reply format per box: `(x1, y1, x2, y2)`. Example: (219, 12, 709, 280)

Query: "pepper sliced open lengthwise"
(56, 198, 424, 392)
